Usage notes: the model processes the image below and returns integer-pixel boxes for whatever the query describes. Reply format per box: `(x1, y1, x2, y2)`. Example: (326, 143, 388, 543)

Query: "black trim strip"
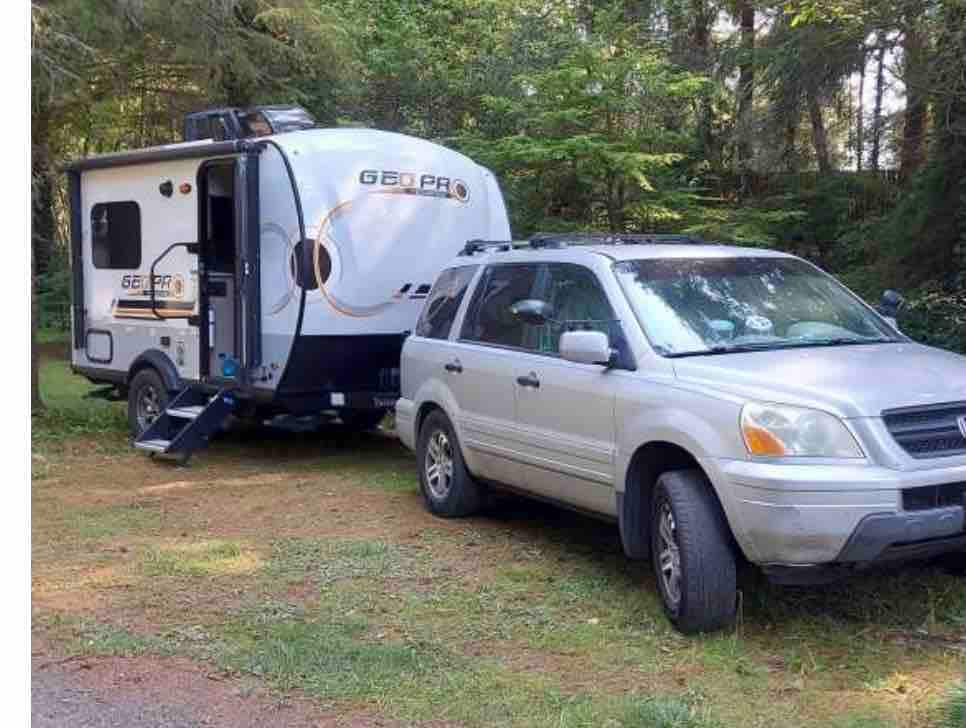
(113, 298, 194, 311)
(65, 140, 251, 172)
(242, 149, 261, 370)
(263, 140, 307, 388)
(68, 171, 84, 349)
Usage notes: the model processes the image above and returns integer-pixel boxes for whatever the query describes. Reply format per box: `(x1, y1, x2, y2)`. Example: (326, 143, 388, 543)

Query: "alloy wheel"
(425, 429, 455, 500)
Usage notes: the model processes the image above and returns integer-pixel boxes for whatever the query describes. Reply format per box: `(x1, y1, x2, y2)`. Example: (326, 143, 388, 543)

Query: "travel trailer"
(66, 112, 510, 460)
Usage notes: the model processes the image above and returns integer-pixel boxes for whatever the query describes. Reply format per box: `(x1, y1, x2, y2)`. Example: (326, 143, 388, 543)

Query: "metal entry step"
(134, 387, 238, 463)
(166, 405, 205, 420)
(134, 439, 171, 453)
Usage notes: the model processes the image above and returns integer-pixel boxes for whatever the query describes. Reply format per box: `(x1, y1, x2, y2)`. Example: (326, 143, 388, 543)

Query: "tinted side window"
(415, 266, 478, 339)
(239, 111, 273, 137)
(536, 263, 619, 354)
(461, 264, 539, 348)
(91, 201, 141, 269)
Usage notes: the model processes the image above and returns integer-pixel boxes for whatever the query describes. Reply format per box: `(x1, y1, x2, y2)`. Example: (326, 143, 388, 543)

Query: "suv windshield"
(614, 256, 899, 357)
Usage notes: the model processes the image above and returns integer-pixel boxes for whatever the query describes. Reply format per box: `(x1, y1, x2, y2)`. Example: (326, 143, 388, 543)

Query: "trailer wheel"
(128, 368, 170, 438)
(416, 410, 482, 517)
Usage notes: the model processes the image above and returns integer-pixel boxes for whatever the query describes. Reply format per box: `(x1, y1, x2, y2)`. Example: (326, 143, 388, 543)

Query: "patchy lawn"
(32, 354, 966, 727)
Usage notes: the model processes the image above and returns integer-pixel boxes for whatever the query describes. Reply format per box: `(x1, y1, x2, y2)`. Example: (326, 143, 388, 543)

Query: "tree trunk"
(689, 0, 716, 166)
(807, 86, 832, 173)
(899, 18, 927, 181)
(783, 109, 799, 173)
(31, 104, 54, 277)
(735, 0, 755, 171)
(924, 1, 966, 275)
(31, 99, 52, 415)
(32, 242, 43, 414)
(856, 51, 866, 171)
(869, 41, 887, 171)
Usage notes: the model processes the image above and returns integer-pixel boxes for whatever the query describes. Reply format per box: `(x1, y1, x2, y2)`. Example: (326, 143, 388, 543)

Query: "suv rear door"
(453, 263, 541, 485)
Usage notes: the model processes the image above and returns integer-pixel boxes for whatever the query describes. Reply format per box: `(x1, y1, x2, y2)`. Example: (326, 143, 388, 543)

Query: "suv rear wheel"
(651, 469, 737, 634)
(417, 410, 482, 517)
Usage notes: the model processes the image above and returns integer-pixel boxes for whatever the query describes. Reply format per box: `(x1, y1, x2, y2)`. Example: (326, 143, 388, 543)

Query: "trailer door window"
(91, 201, 141, 269)
(415, 265, 478, 339)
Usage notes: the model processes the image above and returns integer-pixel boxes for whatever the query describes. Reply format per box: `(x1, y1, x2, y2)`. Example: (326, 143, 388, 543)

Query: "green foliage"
(31, 0, 966, 371)
(455, 5, 709, 236)
(898, 283, 966, 354)
(940, 682, 966, 728)
(32, 359, 127, 447)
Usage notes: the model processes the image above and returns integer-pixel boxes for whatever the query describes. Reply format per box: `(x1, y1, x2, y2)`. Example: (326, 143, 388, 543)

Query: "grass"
(33, 358, 127, 450)
(37, 327, 70, 345)
(142, 540, 259, 578)
(31, 359, 966, 727)
(939, 682, 966, 728)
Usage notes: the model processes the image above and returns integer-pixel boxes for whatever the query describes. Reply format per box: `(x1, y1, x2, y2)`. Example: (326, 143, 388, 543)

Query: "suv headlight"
(740, 402, 864, 459)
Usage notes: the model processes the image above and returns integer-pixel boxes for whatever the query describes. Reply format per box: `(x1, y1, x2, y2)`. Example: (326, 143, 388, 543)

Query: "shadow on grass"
(468, 494, 966, 637)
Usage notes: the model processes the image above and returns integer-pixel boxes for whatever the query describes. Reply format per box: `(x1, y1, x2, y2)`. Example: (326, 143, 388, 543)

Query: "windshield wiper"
(666, 336, 899, 358)
(799, 336, 899, 347)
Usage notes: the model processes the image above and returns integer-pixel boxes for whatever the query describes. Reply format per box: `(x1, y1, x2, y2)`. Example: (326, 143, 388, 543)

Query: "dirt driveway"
(32, 360, 966, 727)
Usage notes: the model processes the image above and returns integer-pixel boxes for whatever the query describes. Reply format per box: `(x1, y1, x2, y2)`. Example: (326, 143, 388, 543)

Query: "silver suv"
(396, 234, 966, 633)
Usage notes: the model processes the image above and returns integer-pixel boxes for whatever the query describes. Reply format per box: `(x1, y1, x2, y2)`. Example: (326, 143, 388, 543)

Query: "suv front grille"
(902, 482, 966, 511)
(882, 402, 966, 459)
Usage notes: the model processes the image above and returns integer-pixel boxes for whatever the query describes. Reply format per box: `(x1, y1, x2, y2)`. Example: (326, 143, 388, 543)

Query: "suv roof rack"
(459, 232, 713, 258)
(459, 239, 514, 256)
(529, 232, 709, 247)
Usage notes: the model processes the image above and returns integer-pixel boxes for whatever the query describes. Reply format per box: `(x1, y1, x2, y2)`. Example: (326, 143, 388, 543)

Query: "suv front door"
(510, 263, 622, 515)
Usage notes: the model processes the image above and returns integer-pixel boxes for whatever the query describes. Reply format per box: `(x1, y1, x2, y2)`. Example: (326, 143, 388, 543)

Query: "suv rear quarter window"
(415, 265, 478, 339)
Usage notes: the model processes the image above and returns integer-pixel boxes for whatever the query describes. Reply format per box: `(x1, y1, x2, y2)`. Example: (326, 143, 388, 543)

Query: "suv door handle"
(516, 373, 540, 389)
(444, 360, 463, 373)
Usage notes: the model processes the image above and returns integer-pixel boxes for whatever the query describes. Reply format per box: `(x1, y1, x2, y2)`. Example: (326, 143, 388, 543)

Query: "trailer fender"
(128, 350, 182, 393)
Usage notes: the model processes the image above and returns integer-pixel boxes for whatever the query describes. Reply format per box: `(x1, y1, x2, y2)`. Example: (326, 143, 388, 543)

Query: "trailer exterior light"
(179, 183, 192, 195)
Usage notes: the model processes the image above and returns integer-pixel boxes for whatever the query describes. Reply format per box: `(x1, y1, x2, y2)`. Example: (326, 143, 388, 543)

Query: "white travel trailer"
(66, 125, 510, 460)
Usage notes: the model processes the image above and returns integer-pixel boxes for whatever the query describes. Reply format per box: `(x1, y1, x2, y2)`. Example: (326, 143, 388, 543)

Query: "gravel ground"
(29, 652, 364, 728)
(33, 667, 207, 728)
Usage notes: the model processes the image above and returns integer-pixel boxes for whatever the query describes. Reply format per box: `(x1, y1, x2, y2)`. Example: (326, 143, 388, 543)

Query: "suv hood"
(672, 343, 966, 418)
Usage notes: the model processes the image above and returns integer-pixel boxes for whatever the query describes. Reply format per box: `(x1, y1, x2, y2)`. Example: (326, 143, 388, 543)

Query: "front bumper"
(709, 457, 966, 566)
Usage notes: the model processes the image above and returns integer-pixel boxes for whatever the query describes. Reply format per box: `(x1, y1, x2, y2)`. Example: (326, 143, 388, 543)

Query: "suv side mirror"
(510, 299, 556, 325)
(560, 330, 613, 366)
(877, 289, 905, 329)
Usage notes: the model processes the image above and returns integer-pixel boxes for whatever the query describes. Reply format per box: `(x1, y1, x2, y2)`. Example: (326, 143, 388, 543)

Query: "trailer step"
(166, 405, 205, 420)
(134, 387, 238, 464)
(135, 438, 171, 453)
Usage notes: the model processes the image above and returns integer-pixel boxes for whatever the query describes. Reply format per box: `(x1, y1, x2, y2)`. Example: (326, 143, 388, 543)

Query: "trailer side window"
(415, 266, 478, 339)
(91, 201, 141, 269)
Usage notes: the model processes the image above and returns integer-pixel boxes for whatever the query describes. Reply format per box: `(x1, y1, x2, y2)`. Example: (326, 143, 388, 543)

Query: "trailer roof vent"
(183, 104, 316, 142)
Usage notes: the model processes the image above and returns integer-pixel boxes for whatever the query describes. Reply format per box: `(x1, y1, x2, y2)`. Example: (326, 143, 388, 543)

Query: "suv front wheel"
(417, 410, 482, 518)
(651, 469, 737, 634)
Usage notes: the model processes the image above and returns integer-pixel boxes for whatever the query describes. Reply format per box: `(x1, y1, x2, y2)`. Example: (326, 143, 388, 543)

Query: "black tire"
(416, 410, 482, 518)
(339, 409, 386, 431)
(938, 551, 966, 575)
(650, 469, 737, 634)
(127, 368, 170, 438)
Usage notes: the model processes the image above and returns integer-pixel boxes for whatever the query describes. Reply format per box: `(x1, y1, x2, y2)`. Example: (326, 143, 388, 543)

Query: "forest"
(31, 0, 966, 374)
